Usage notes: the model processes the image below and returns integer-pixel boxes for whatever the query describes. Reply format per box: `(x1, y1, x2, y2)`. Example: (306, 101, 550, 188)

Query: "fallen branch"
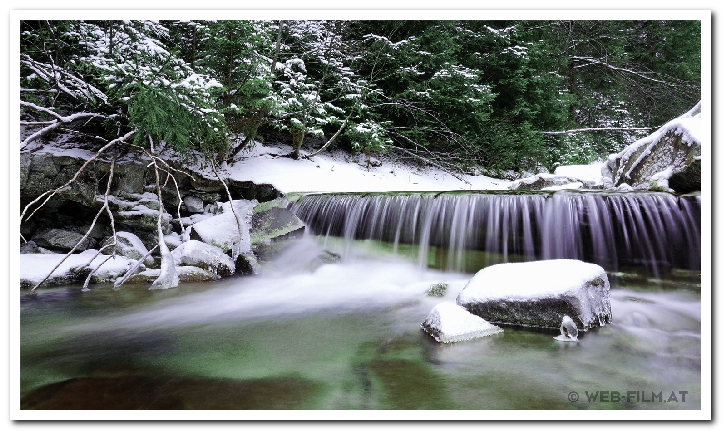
(211, 161, 247, 262)
(305, 115, 351, 159)
(113, 244, 159, 290)
(29, 153, 119, 294)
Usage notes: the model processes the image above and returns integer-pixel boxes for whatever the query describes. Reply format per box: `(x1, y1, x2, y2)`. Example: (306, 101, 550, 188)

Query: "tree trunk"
(148, 135, 178, 290)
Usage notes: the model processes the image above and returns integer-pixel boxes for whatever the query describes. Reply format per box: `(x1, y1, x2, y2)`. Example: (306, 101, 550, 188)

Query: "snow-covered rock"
(163, 232, 183, 251)
(508, 173, 598, 191)
(421, 302, 503, 343)
(20, 250, 137, 289)
(101, 231, 154, 267)
(190, 200, 254, 254)
(116, 205, 172, 234)
(601, 101, 702, 192)
(554, 315, 579, 342)
(124, 265, 221, 284)
(456, 259, 612, 331)
(32, 228, 96, 252)
(170, 240, 235, 276)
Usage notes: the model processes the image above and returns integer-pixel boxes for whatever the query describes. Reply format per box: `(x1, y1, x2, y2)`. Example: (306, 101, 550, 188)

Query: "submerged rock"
(554, 315, 579, 342)
(426, 282, 448, 297)
(422, 302, 503, 343)
(171, 240, 235, 276)
(456, 259, 612, 331)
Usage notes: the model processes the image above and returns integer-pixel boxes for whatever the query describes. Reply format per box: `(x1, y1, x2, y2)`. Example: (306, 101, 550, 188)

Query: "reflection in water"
(21, 237, 701, 410)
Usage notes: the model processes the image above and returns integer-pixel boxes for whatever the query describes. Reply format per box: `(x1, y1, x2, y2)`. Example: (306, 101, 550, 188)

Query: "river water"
(20, 236, 701, 410)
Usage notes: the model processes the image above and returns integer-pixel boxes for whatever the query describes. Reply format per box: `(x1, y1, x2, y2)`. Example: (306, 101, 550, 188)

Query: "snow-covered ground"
(226, 142, 511, 193)
(553, 162, 605, 185)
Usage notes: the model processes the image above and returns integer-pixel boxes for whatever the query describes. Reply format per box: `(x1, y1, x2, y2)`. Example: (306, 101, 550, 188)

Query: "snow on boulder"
(20, 250, 137, 289)
(456, 259, 612, 331)
(601, 101, 702, 192)
(421, 302, 503, 343)
(124, 265, 221, 284)
(170, 240, 235, 276)
(190, 200, 254, 254)
(101, 231, 154, 267)
(508, 173, 598, 191)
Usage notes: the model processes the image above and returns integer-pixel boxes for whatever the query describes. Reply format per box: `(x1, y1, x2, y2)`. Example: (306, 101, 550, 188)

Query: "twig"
(113, 244, 159, 289)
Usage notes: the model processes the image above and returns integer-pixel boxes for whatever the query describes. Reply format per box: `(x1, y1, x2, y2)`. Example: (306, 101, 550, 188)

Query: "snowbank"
(20, 250, 136, 288)
(226, 142, 511, 193)
(554, 162, 604, 185)
(422, 302, 503, 343)
(456, 259, 612, 330)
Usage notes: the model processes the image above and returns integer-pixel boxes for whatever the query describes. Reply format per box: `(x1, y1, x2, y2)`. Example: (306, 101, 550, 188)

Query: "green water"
(20, 236, 702, 410)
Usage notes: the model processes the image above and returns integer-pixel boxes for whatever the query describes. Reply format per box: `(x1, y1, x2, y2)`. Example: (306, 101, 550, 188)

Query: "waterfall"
(291, 191, 701, 275)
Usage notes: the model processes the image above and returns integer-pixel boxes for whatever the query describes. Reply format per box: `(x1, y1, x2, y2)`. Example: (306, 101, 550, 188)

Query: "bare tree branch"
(20, 130, 135, 228)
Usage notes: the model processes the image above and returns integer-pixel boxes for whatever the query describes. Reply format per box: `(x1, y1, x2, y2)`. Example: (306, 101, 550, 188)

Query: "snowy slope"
(225, 142, 511, 193)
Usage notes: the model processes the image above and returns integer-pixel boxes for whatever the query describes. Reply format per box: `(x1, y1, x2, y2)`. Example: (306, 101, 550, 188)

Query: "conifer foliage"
(20, 19, 701, 176)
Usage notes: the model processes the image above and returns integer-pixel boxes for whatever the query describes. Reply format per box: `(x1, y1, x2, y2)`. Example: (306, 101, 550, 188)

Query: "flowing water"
(20, 191, 702, 410)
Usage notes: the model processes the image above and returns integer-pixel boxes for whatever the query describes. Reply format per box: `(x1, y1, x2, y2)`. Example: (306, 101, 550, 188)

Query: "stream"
(20, 233, 701, 410)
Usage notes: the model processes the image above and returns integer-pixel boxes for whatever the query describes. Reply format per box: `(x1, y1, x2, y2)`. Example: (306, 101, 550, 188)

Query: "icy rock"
(456, 259, 612, 331)
(191, 200, 254, 254)
(183, 195, 205, 214)
(421, 302, 503, 343)
(171, 240, 235, 276)
(554, 315, 579, 342)
(101, 231, 154, 267)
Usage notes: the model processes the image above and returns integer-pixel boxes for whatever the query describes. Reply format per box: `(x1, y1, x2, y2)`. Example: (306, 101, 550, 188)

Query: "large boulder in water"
(601, 101, 702, 192)
(456, 259, 612, 331)
(422, 302, 503, 343)
(250, 198, 306, 262)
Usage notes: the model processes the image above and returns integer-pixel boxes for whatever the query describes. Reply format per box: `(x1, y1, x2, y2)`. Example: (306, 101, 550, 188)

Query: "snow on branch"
(540, 127, 655, 136)
(20, 100, 106, 148)
(571, 56, 676, 87)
